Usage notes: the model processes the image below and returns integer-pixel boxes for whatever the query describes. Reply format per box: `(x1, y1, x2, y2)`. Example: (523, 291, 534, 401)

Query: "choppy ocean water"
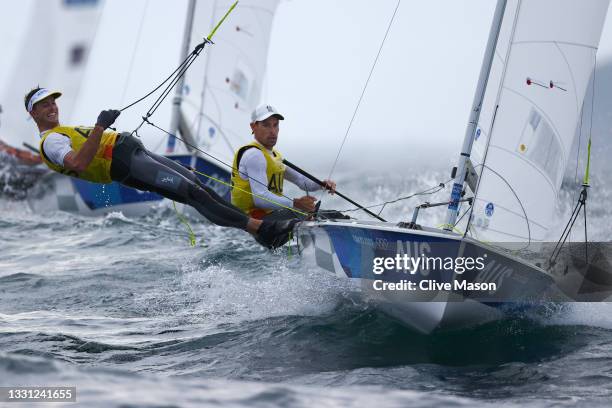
(1, 170, 612, 407)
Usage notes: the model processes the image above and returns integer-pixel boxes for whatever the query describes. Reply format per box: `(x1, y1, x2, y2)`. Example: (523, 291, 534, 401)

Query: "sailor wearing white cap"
(231, 104, 336, 220)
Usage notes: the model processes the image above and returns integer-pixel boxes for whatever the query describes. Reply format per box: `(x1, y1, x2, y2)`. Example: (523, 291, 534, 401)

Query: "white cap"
(251, 104, 284, 123)
(27, 88, 62, 112)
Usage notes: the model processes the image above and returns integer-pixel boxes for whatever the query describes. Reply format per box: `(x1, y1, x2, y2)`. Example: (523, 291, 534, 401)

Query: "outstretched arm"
(63, 109, 120, 173)
(284, 167, 336, 194)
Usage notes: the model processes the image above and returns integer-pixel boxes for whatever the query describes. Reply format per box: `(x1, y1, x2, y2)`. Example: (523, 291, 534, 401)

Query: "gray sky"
(267, 0, 496, 172)
(266, 0, 612, 174)
(2, 0, 612, 174)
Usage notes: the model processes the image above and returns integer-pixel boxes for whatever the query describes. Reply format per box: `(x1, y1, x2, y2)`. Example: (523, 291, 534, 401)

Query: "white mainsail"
(465, 0, 609, 245)
(168, 0, 280, 162)
(0, 0, 102, 149)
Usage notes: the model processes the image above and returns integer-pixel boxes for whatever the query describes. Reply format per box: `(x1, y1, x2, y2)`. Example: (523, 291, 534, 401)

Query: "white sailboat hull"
(295, 220, 566, 334)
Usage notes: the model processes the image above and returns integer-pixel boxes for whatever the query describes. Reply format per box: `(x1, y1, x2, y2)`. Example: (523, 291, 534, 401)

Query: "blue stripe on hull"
(297, 222, 559, 332)
(299, 222, 556, 303)
(323, 224, 457, 282)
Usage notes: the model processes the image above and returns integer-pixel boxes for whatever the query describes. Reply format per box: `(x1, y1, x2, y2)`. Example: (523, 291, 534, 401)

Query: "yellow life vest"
(231, 142, 285, 217)
(39, 125, 118, 184)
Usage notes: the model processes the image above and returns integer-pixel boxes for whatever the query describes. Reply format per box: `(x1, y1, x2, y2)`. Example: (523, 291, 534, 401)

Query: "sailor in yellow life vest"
(26, 87, 296, 249)
(231, 104, 337, 221)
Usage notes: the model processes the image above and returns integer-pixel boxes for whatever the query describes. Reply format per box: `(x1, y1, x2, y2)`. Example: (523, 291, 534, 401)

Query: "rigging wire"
(550, 54, 597, 266)
(455, 204, 472, 226)
(117, 0, 237, 116)
(323, 0, 401, 189)
(548, 188, 587, 266)
(317, 178, 451, 216)
(375, 179, 449, 216)
(119, 40, 205, 114)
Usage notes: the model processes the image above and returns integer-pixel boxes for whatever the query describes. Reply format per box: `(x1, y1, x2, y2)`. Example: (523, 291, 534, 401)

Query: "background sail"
(466, 0, 610, 244)
(68, 0, 187, 151)
(0, 0, 102, 149)
(170, 0, 280, 162)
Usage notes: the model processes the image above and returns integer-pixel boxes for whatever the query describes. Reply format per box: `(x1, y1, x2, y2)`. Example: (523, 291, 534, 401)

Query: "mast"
(167, 0, 197, 154)
(194, 0, 219, 150)
(444, 0, 507, 229)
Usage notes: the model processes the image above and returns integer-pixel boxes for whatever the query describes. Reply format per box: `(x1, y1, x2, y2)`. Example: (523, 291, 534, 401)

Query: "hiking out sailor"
(231, 104, 337, 221)
(26, 87, 295, 249)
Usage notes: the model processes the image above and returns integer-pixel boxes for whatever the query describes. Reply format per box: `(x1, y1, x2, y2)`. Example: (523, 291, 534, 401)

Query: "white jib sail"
(467, 0, 610, 245)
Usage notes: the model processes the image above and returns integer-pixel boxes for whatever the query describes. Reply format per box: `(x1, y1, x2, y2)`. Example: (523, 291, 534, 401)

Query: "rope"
(119, 43, 204, 114)
(323, 0, 401, 186)
(587, 54, 597, 163)
(574, 92, 585, 184)
(207, 0, 237, 40)
(316, 178, 451, 216)
(128, 46, 207, 139)
(117, 2, 237, 116)
(173, 200, 197, 246)
(574, 52, 597, 184)
(375, 180, 449, 216)
(584, 53, 597, 187)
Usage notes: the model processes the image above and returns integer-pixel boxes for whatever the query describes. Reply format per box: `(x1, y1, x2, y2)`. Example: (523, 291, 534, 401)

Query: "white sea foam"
(547, 303, 612, 330)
